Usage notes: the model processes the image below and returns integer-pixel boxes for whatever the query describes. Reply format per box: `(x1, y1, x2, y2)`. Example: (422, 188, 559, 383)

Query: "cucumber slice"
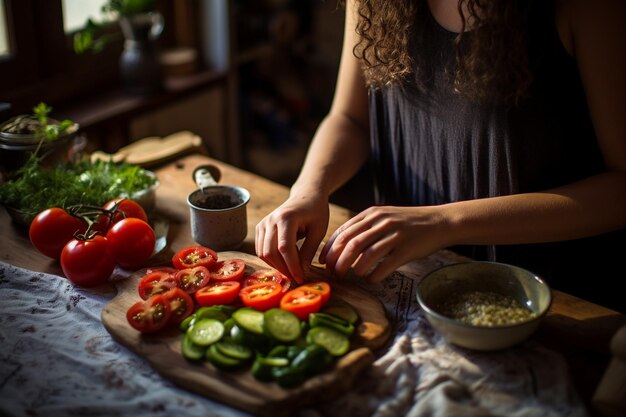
(263, 308, 301, 342)
(271, 365, 306, 388)
(215, 340, 253, 360)
(195, 306, 230, 322)
(188, 318, 224, 346)
(309, 313, 355, 337)
(268, 345, 289, 358)
(181, 333, 206, 361)
(232, 307, 265, 335)
(206, 344, 244, 370)
(223, 317, 235, 335)
(322, 304, 359, 324)
(230, 324, 271, 352)
(179, 314, 196, 333)
(291, 344, 333, 375)
(306, 326, 350, 356)
(251, 355, 289, 381)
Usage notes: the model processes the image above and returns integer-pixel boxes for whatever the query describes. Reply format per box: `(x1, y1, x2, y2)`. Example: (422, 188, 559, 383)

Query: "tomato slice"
(172, 245, 218, 270)
(280, 288, 323, 320)
(175, 266, 211, 294)
(238, 282, 283, 311)
(208, 259, 246, 282)
(298, 281, 331, 305)
(145, 266, 178, 275)
(162, 287, 194, 325)
(242, 269, 292, 293)
(126, 294, 172, 333)
(195, 281, 241, 306)
(138, 271, 178, 300)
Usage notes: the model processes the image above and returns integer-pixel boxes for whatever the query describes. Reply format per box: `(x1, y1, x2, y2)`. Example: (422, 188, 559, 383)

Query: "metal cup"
(187, 165, 250, 251)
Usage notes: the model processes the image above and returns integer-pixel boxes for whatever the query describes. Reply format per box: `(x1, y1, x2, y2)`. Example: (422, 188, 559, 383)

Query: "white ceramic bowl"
(129, 170, 159, 213)
(416, 261, 552, 351)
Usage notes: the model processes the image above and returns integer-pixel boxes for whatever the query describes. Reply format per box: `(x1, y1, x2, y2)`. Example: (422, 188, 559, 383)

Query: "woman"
(255, 0, 626, 312)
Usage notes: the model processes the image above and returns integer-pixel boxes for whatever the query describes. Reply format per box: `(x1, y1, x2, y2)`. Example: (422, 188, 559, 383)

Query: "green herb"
(0, 158, 157, 224)
(1, 102, 76, 144)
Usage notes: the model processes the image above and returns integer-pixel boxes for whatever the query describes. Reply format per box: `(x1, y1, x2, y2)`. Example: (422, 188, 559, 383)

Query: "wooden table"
(1, 153, 624, 415)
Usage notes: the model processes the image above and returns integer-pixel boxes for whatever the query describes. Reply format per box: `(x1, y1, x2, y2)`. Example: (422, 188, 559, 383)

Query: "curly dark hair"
(352, 0, 534, 104)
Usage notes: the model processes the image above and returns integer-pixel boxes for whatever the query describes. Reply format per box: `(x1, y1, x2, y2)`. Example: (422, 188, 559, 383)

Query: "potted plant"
(74, 0, 164, 95)
(0, 103, 79, 177)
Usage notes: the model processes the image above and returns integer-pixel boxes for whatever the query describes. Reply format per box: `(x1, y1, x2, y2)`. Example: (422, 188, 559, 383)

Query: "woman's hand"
(256, 191, 330, 283)
(319, 205, 448, 283)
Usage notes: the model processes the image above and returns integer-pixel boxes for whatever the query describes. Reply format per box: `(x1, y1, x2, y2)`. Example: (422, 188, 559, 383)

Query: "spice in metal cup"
(187, 185, 250, 251)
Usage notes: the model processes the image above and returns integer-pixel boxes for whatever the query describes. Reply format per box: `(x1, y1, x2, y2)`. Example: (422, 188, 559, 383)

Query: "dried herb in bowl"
(0, 157, 157, 225)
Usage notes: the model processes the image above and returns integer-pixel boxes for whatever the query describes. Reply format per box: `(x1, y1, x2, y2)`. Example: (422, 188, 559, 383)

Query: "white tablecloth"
(0, 255, 588, 417)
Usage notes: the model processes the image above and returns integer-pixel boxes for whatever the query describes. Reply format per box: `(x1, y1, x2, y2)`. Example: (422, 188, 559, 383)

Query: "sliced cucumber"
(188, 318, 225, 346)
(179, 314, 196, 333)
(251, 355, 289, 382)
(232, 307, 265, 335)
(322, 303, 359, 324)
(271, 365, 306, 388)
(267, 345, 289, 358)
(306, 325, 350, 356)
(309, 313, 355, 337)
(181, 333, 206, 361)
(291, 344, 333, 375)
(206, 344, 244, 369)
(195, 306, 230, 322)
(215, 340, 253, 361)
(263, 308, 301, 342)
(230, 324, 271, 352)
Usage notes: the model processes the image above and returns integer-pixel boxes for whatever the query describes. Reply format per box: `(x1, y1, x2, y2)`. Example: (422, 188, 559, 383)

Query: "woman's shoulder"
(556, 0, 626, 57)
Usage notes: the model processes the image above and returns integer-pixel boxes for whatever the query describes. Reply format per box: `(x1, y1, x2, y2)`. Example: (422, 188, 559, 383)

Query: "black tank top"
(368, 0, 625, 312)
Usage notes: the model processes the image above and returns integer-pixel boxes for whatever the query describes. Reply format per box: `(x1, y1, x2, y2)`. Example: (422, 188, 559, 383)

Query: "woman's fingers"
(319, 211, 367, 264)
(276, 218, 305, 283)
(323, 215, 382, 277)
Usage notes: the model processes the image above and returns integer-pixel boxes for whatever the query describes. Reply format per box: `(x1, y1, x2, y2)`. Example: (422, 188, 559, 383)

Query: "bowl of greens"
(0, 158, 159, 226)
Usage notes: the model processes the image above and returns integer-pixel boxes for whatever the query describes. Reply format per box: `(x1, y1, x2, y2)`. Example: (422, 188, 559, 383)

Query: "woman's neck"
(427, 0, 472, 33)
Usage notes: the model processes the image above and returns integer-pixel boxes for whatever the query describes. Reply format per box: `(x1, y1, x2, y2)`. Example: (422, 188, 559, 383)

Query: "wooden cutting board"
(101, 251, 391, 416)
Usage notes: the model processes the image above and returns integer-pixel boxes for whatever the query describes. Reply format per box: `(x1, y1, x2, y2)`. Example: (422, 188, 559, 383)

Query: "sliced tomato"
(298, 281, 331, 305)
(280, 288, 323, 320)
(242, 269, 292, 293)
(162, 287, 194, 325)
(126, 294, 171, 333)
(172, 245, 218, 270)
(145, 266, 178, 275)
(175, 266, 211, 294)
(238, 282, 283, 311)
(208, 258, 246, 282)
(195, 281, 241, 306)
(138, 271, 178, 300)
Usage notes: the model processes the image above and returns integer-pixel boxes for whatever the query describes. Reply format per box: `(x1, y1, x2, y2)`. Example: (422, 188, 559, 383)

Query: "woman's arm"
(320, 0, 626, 283)
(255, 0, 370, 281)
(447, 0, 626, 244)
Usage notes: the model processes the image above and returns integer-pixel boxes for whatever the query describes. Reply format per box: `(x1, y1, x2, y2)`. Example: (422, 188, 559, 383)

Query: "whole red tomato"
(95, 198, 148, 232)
(60, 235, 116, 287)
(29, 208, 88, 260)
(106, 217, 156, 270)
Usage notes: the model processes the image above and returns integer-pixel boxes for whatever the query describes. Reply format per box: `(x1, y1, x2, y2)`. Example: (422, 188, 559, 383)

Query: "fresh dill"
(0, 158, 157, 224)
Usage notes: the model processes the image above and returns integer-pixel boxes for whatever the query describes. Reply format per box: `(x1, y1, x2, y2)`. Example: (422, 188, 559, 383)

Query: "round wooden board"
(101, 251, 391, 416)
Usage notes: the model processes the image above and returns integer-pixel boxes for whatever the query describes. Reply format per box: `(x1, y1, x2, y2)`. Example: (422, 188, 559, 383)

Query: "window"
(62, 0, 112, 34)
(0, 0, 9, 57)
(0, 0, 193, 116)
